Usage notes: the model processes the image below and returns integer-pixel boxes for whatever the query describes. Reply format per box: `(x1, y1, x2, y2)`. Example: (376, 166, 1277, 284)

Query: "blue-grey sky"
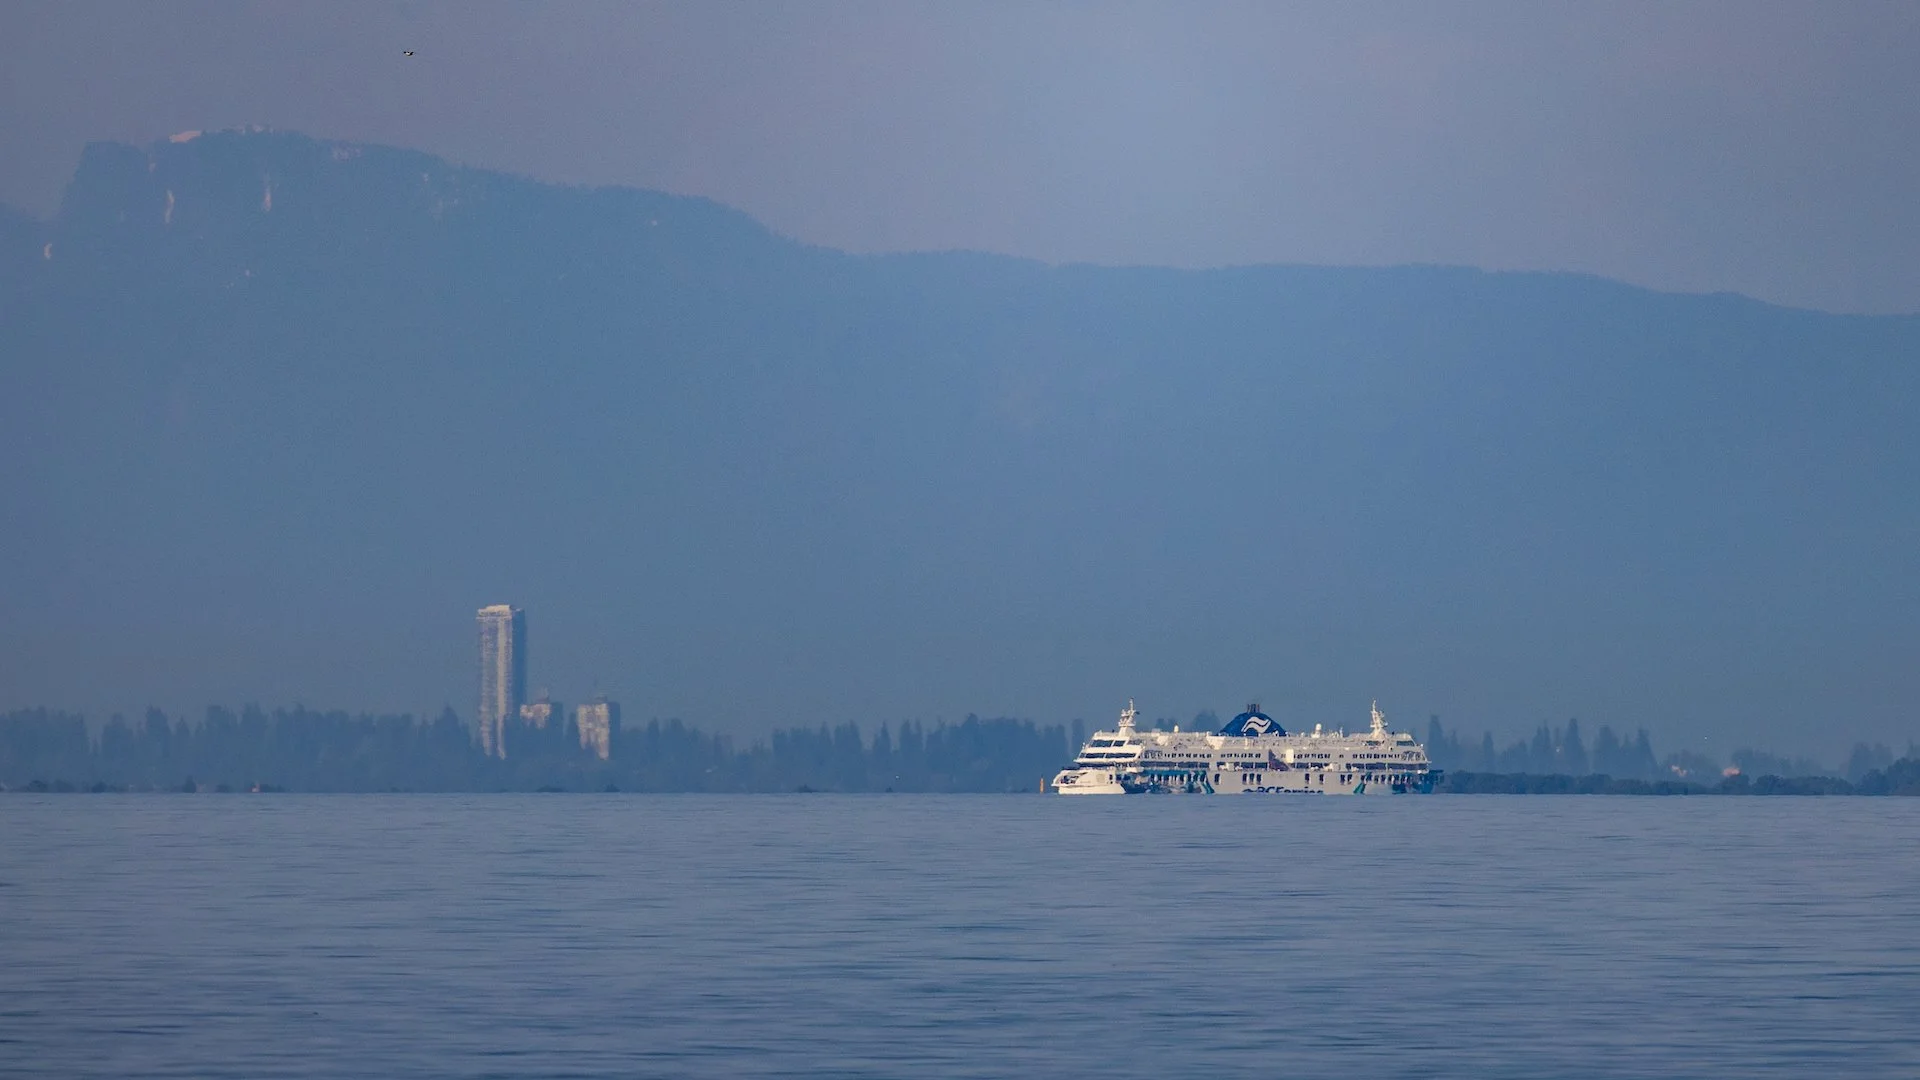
(3, 0, 1918, 313)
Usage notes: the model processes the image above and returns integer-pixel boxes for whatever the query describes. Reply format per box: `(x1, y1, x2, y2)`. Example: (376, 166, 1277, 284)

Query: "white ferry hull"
(1210, 774, 1424, 796)
(1137, 770, 1428, 796)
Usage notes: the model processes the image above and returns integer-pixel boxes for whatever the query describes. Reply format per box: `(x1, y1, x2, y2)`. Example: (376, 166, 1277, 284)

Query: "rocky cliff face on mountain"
(3, 128, 1916, 749)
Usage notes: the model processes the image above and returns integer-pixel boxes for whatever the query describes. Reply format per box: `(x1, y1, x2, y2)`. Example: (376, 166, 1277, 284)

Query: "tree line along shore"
(1, 707, 1915, 795)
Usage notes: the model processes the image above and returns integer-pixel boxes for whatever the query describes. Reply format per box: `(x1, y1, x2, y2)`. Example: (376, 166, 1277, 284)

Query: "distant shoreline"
(6, 770, 1918, 796)
(5, 707, 1915, 796)
(1433, 770, 1916, 796)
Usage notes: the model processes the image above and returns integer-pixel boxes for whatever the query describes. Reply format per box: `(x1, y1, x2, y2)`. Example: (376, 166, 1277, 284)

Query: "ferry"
(1052, 699, 1435, 795)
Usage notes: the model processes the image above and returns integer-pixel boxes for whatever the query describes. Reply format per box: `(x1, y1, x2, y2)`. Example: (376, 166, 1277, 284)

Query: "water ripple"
(1, 795, 1917, 1078)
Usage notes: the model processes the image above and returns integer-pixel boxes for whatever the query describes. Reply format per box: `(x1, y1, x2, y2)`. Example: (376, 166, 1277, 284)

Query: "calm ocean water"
(3, 795, 1917, 1078)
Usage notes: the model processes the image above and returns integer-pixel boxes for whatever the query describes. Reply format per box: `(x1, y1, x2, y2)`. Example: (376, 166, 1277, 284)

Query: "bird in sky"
(403, 50, 415, 57)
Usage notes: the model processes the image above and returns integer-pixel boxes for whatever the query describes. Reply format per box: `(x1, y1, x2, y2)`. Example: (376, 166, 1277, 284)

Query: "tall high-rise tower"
(476, 604, 526, 759)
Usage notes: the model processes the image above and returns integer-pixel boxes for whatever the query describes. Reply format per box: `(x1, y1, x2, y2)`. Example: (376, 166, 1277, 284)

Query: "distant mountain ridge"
(2, 129, 1916, 755)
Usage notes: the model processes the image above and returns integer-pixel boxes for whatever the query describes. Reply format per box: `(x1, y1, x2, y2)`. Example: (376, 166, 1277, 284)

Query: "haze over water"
(4, 795, 1917, 1078)
(6, 6, 1920, 1078)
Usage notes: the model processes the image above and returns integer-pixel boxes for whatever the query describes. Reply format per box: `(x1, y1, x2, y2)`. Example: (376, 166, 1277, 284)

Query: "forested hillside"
(0, 706, 1073, 793)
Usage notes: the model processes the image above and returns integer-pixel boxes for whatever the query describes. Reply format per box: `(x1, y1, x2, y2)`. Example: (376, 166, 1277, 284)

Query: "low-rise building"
(574, 697, 620, 761)
(518, 696, 558, 731)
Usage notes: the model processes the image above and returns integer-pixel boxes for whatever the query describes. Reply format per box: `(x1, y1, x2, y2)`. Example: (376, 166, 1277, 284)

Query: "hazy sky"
(3, 1, 1918, 313)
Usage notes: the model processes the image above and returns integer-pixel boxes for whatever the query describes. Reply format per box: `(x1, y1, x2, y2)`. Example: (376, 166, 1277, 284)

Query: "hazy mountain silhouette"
(3, 130, 1916, 753)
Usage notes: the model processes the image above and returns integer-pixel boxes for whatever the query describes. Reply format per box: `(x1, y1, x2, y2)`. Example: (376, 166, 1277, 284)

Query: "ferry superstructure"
(1051, 700, 1435, 795)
